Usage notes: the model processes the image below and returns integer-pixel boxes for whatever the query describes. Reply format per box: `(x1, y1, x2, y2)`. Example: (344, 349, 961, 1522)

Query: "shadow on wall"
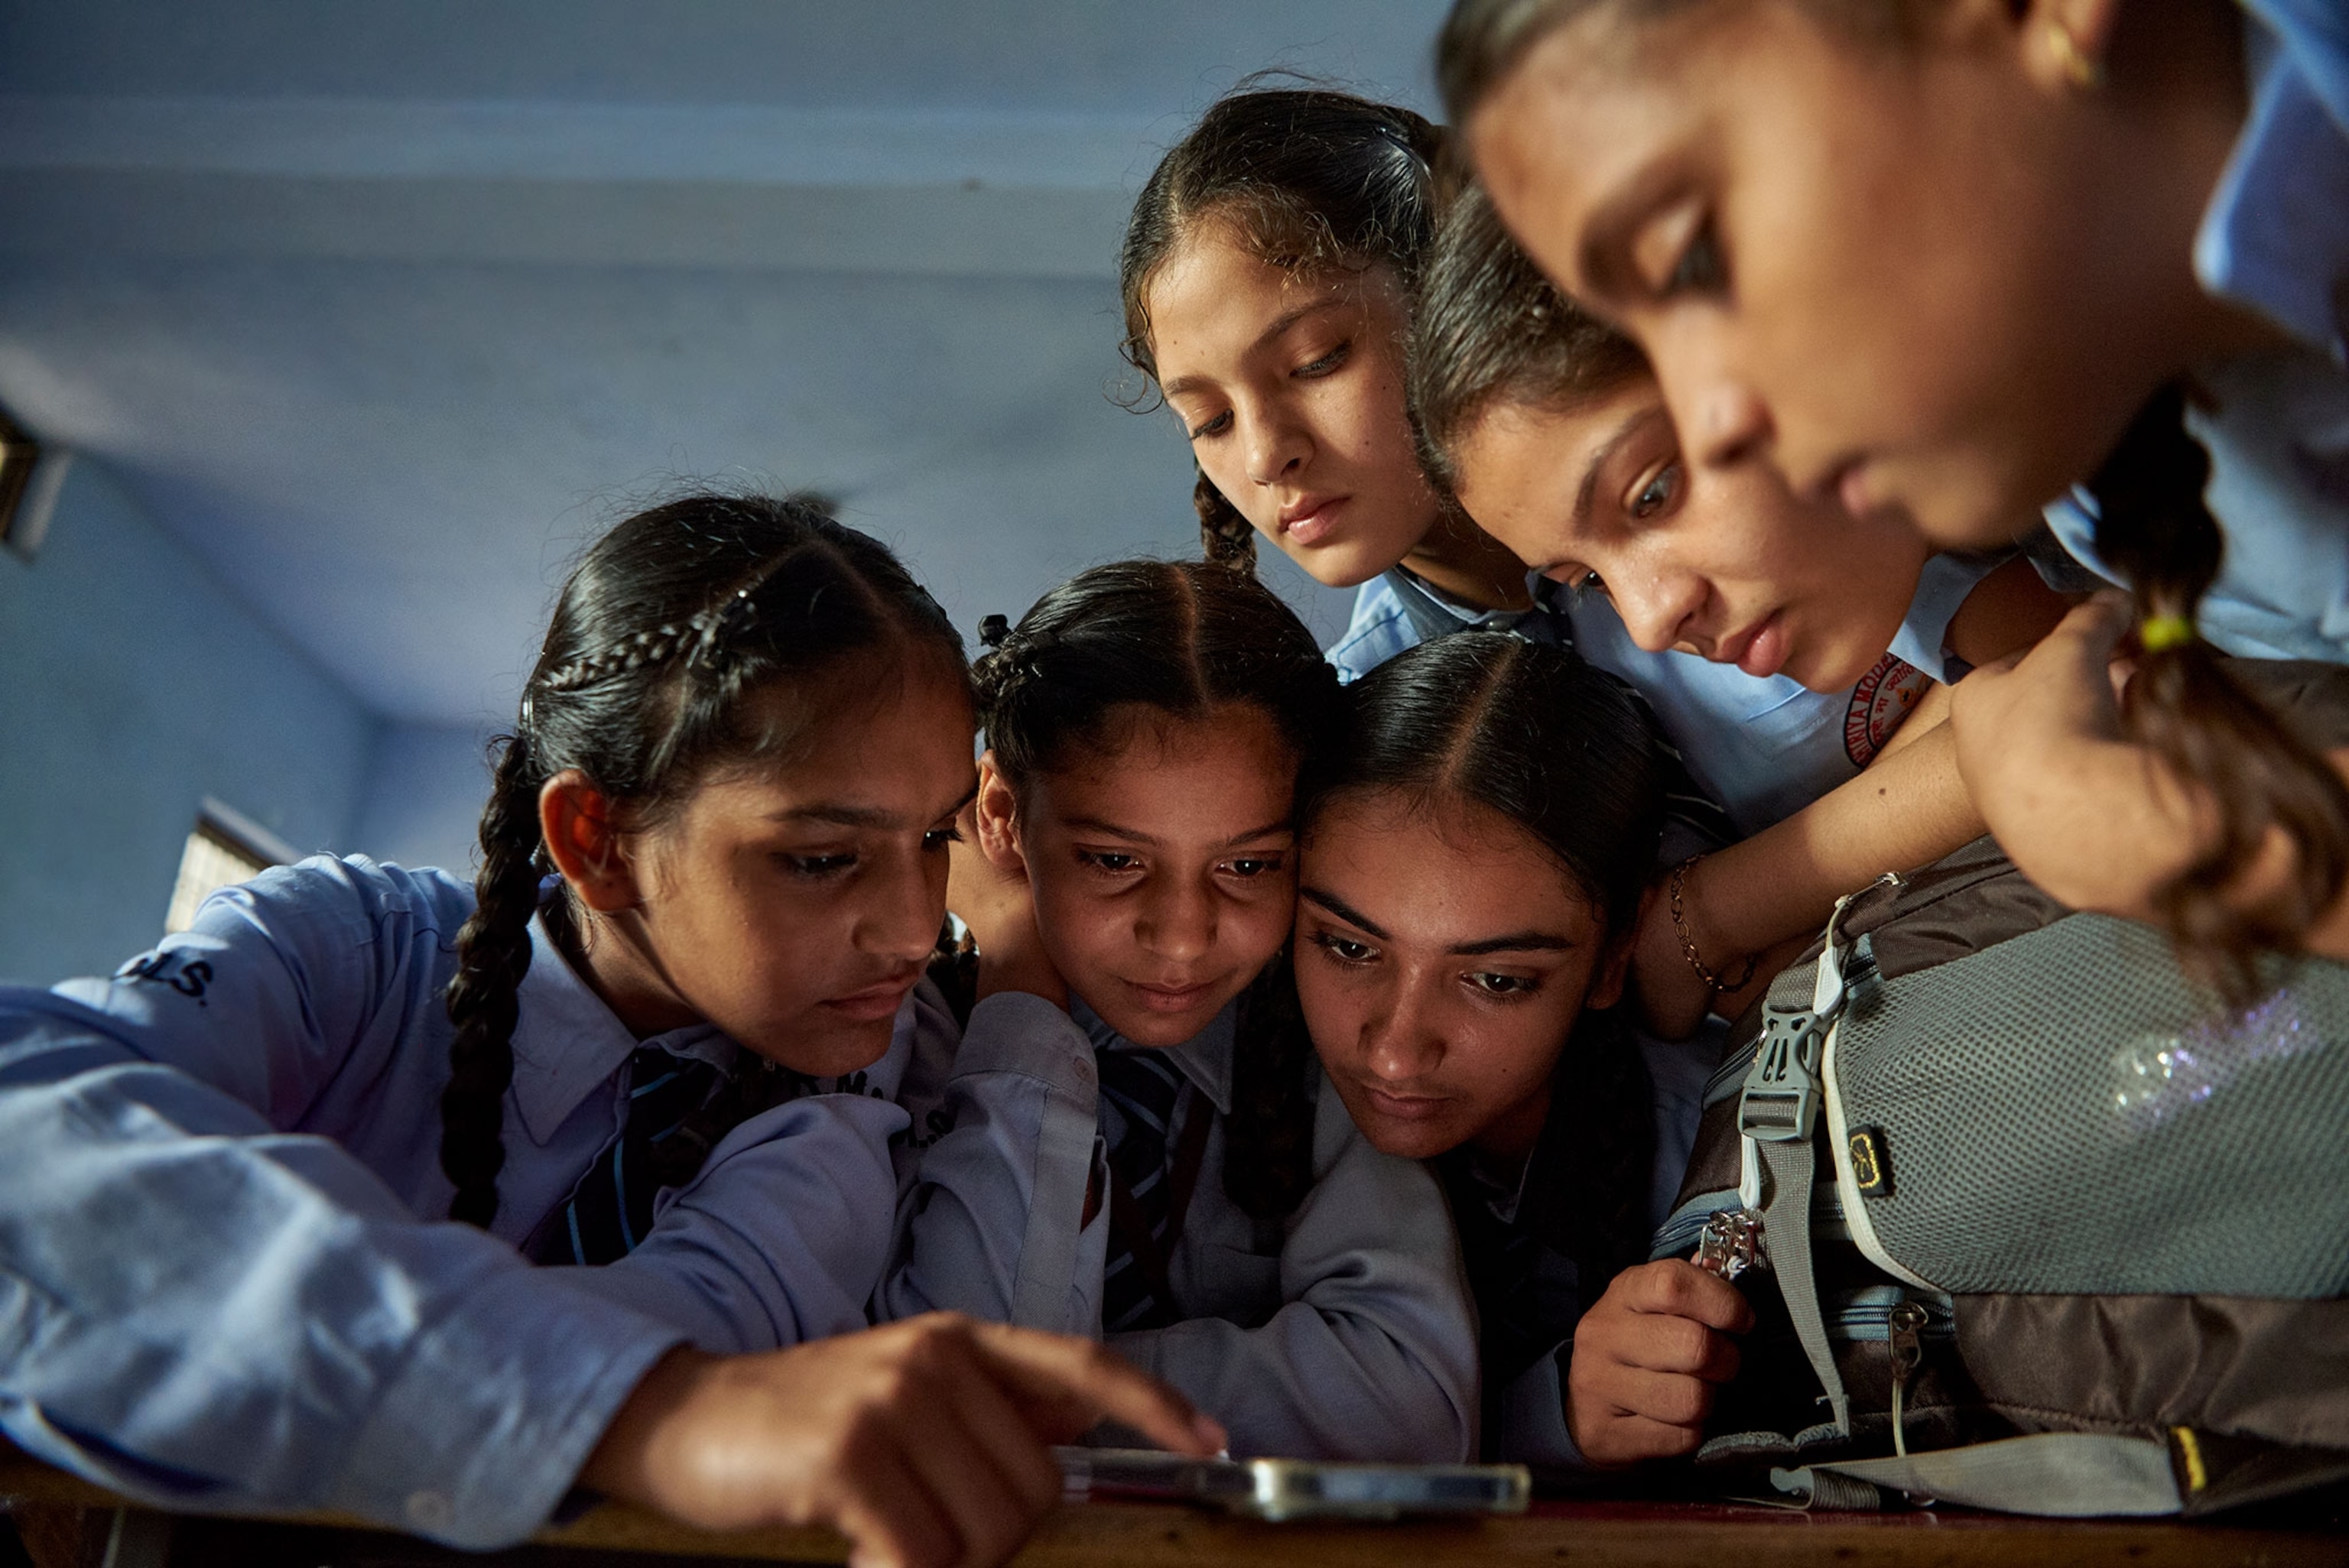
(0, 456, 489, 985)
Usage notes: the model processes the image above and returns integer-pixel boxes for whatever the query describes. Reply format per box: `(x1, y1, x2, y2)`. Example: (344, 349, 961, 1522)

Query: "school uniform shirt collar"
(1067, 995, 1237, 1118)
(507, 909, 739, 1144)
(1386, 565, 1563, 647)
(2195, 3, 2349, 365)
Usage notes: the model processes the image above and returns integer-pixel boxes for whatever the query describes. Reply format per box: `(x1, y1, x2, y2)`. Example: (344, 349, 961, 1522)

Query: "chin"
(749, 1015, 895, 1079)
(1083, 992, 1229, 1050)
(1274, 536, 1386, 592)
(1352, 1109, 1457, 1162)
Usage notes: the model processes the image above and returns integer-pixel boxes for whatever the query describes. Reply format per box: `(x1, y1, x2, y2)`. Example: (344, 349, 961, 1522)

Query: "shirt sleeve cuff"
(322, 1265, 684, 1549)
(1493, 1344, 1590, 1469)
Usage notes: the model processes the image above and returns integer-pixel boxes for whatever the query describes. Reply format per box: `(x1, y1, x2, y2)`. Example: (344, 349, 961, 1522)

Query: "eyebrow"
(1301, 887, 1388, 940)
(772, 803, 895, 829)
(1301, 887, 1575, 956)
(770, 778, 977, 830)
(1064, 816, 1295, 849)
(1451, 930, 1575, 956)
(1571, 404, 1662, 530)
(1158, 298, 1350, 404)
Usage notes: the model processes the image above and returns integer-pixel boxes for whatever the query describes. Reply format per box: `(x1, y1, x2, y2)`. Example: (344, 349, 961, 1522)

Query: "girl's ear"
(971, 751, 1029, 875)
(539, 769, 643, 913)
(1586, 922, 1637, 1013)
(2016, 0, 2119, 93)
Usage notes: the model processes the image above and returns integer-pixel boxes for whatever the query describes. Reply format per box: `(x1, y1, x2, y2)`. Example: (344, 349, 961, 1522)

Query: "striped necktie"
(1096, 1046, 1195, 1333)
(534, 1045, 728, 1266)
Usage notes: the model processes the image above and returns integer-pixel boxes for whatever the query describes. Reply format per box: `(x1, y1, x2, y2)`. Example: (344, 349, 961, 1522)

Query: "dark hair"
(2089, 387, 2349, 998)
(1437, 0, 1909, 125)
(1301, 632, 1667, 1277)
(440, 491, 965, 1229)
(1408, 181, 1651, 497)
(1119, 84, 1447, 571)
(974, 559, 1339, 1217)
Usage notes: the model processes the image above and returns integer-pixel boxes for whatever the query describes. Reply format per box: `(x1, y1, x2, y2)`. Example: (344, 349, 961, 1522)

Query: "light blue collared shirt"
(1330, 554, 1992, 835)
(2044, 2, 2349, 661)
(880, 992, 1480, 1462)
(0, 855, 912, 1549)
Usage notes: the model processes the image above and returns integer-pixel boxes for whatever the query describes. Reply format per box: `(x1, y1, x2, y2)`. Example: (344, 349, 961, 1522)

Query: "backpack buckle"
(1739, 872, 1900, 1144)
(1739, 1002, 1827, 1141)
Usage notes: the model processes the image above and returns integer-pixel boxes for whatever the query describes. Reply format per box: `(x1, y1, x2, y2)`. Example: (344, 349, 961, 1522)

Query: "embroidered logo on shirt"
(1843, 651, 1928, 768)
(116, 950, 215, 1005)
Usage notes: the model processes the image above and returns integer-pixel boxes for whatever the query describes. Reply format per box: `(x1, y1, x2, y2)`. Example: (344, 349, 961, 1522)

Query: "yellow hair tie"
(2139, 615, 2195, 653)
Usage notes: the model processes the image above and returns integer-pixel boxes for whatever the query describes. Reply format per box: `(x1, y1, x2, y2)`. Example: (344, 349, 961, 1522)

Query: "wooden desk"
(5, 1446, 2345, 1567)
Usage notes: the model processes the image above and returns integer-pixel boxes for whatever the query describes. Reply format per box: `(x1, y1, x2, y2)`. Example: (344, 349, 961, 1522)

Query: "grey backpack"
(1656, 833, 2349, 1518)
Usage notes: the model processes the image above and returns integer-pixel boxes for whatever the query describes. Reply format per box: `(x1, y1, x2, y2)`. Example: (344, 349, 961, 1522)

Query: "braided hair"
(1118, 83, 1447, 573)
(1300, 633, 1668, 1283)
(974, 560, 1340, 1217)
(440, 491, 964, 1229)
(2089, 387, 2349, 999)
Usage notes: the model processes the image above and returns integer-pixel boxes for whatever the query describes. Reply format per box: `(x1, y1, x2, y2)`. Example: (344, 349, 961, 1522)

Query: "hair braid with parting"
(437, 490, 966, 1228)
(1300, 634, 1666, 1286)
(975, 559, 1339, 1219)
(1120, 83, 1444, 575)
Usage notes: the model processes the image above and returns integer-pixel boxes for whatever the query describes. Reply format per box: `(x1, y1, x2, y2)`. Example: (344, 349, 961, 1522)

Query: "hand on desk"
(581, 1312, 1225, 1568)
(1566, 1261, 1752, 1467)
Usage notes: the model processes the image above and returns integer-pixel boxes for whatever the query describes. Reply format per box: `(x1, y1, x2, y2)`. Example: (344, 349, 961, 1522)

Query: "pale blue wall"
(0, 458, 381, 984)
(349, 720, 496, 880)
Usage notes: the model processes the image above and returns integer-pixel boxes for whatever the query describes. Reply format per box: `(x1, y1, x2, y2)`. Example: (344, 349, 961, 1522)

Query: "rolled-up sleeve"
(0, 999, 680, 1549)
(877, 992, 1108, 1332)
(1110, 1071, 1480, 1463)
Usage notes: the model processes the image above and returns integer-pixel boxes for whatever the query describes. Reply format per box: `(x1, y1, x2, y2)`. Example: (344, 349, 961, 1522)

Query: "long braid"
(1223, 950, 1318, 1219)
(1195, 467, 1258, 573)
(2092, 383, 2349, 997)
(440, 732, 547, 1227)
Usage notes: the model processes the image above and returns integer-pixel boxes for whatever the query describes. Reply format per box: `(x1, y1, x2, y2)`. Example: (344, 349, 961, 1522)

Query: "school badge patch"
(1843, 650, 1928, 768)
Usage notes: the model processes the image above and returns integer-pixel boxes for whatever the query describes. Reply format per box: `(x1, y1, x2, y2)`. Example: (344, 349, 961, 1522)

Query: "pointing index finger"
(967, 1323, 1227, 1456)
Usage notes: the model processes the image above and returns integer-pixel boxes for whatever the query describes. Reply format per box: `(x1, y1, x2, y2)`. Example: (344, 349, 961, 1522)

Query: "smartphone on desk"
(1057, 1446, 1530, 1522)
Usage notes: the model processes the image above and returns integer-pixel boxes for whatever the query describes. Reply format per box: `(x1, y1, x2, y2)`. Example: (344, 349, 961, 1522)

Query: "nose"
(1241, 403, 1311, 489)
(1361, 979, 1443, 1084)
(1136, 875, 1214, 966)
(863, 847, 947, 966)
(1611, 558, 1711, 655)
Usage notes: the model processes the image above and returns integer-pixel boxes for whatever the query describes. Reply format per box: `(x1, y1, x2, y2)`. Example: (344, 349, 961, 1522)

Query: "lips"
(1363, 1085, 1451, 1122)
(1711, 609, 1791, 680)
(823, 969, 922, 1022)
(1124, 977, 1222, 1015)
(1277, 494, 1346, 548)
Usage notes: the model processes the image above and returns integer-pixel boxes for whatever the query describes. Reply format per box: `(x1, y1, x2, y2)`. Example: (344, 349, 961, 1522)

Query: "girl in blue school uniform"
(1293, 631, 1749, 1468)
(1441, 0, 2349, 985)
(0, 492, 1216, 1568)
(1116, 85, 2070, 1031)
(882, 559, 1480, 1462)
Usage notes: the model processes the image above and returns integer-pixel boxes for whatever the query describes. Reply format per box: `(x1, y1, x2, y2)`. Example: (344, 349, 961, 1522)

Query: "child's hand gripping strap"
(1733, 874, 1900, 1437)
